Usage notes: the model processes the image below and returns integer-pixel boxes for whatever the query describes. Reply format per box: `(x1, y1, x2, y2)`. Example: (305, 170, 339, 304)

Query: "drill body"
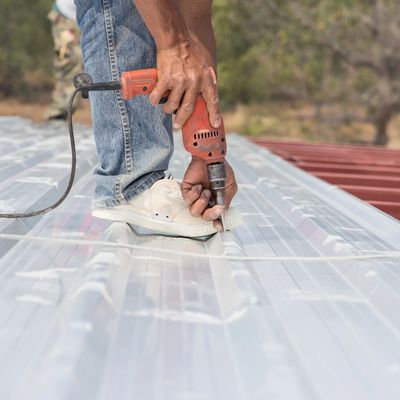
(120, 68, 227, 213)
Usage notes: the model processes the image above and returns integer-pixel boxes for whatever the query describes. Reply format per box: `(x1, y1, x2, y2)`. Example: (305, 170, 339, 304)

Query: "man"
(46, 0, 82, 120)
(75, 0, 240, 237)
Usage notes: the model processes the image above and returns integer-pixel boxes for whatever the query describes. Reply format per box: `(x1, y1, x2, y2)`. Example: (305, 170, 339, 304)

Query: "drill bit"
(215, 190, 226, 232)
(207, 163, 227, 232)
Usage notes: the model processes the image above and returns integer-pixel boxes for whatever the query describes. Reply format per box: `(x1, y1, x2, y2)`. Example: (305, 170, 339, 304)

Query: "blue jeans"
(75, 0, 173, 208)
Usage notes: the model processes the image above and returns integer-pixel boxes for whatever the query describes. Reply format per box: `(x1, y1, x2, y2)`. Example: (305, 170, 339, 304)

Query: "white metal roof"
(0, 116, 400, 400)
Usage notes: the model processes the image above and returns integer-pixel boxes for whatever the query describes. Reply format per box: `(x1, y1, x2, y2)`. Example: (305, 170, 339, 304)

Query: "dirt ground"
(223, 103, 400, 149)
(1, 99, 400, 148)
(0, 99, 92, 125)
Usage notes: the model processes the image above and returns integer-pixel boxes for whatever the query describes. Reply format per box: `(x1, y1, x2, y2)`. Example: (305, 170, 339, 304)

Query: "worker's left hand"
(149, 37, 221, 130)
(181, 157, 238, 231)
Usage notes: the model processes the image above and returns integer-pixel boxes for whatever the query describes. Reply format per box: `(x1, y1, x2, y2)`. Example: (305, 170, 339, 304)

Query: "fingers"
(185, 192, 225, 232)
(181, 183, 231, 234)
(208, 65, 217, 86)
(173, 83, 199, 129)
(149, 77, 170, 106)
(213, 219, 224, 232)
(151, 64, 220, 130)
(223, 182, 238, 208)
(181, 180, 213, 218)
(172, 68, 220, 129)
(222, 162, 238, 208)
(190, 189, 212, 217)
(185, 191, 224, 232)
(202, 205, 224, 221)
(201, 67, 221, 128)
(163, 84, 185, 114)
(181, 184, 202, 206)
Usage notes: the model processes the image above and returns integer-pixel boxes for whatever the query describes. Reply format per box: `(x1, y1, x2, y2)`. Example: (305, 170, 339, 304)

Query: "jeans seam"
(102, 0, 133, 179)
(114, 175, 127, 204)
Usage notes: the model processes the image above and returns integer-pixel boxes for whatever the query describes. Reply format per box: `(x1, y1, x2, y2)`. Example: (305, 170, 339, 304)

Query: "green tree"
(214, 0, 400, 145)
(0, 0, 53, 98)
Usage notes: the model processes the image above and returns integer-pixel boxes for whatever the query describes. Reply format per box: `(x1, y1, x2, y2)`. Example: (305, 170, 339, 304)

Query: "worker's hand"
(181, 157, 238, 231)
(149, 38, 221, 130)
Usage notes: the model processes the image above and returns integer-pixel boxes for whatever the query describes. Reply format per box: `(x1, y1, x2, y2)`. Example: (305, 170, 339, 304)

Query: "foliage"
(213, 0, 400, 144)
(1, 0, 400, 143)
(0, 0, 53, 98)
(213, 0, 354, 106)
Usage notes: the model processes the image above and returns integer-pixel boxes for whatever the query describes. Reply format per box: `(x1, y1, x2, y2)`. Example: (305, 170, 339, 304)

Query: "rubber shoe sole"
(92, 206, 217, 238)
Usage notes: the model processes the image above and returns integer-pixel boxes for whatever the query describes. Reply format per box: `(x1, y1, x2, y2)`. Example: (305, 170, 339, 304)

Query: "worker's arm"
(175, 1, 237, 225)
(134, 0, 221, 129)
(135, 0, 236, 226)
(175, 0, 217, 70)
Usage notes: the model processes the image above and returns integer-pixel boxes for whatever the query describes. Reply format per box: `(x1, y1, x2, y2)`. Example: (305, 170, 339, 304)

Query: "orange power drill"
(73, 68, 227, 227)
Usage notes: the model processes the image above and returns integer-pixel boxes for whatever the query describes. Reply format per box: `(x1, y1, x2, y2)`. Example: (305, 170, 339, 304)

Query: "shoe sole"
(92, 207, 217, 238)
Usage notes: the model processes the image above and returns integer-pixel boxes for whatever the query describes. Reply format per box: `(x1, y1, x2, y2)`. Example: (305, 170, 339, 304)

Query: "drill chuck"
(207, 162, 226, 206)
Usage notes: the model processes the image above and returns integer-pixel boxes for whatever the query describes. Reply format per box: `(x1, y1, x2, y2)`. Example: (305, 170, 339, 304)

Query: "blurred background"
(1, 0, 400, 147)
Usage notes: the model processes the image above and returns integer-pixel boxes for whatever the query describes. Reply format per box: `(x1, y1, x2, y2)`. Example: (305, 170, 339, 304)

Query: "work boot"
(92, 177, 242, 238)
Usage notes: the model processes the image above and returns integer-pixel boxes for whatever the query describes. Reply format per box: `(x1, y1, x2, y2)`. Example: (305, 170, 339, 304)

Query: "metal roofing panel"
(254, 139, 400, 220)
(1, 117, 400, 399)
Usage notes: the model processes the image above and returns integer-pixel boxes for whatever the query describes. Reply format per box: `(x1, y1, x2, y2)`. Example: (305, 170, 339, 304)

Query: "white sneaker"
(92, 178, 243, 238)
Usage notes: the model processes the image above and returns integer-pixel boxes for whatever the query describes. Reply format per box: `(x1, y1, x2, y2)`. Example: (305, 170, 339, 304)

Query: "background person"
(45, 0, 82, 120)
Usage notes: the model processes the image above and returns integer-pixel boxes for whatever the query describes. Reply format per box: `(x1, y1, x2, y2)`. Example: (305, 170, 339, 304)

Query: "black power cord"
(0, 72, 165, 219)
(0, 87, 81, 219)
(0, 73, 123, 219)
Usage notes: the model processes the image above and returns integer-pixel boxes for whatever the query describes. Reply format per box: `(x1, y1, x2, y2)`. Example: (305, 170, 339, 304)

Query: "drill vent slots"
(194, 131, 219, 140)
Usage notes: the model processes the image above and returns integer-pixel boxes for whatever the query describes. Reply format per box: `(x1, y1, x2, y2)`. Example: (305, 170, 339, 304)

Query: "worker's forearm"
(177, 0, 217, 69)
(134, 0, 189, 50)
(135, 0, 221, 130)
(187, 18, 217, 70)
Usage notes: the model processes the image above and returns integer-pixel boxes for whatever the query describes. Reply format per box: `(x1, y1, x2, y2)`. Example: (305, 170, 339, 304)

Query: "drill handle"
(121, 68, 227, 163)
(120, 68, 159, 100)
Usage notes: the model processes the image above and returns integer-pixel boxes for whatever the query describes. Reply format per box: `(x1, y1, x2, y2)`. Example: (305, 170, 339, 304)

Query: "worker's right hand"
(181, 157, 238, 232)
(149, 38, 221, 130)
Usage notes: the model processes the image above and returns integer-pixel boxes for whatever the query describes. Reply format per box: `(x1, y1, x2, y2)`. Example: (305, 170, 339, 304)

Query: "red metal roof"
(253, 139, 400, 220)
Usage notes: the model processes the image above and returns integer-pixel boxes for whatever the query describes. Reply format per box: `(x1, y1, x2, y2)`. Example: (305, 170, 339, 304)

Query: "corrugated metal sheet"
(1, 117, 400, 400)
(254, 139, 400, 220)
